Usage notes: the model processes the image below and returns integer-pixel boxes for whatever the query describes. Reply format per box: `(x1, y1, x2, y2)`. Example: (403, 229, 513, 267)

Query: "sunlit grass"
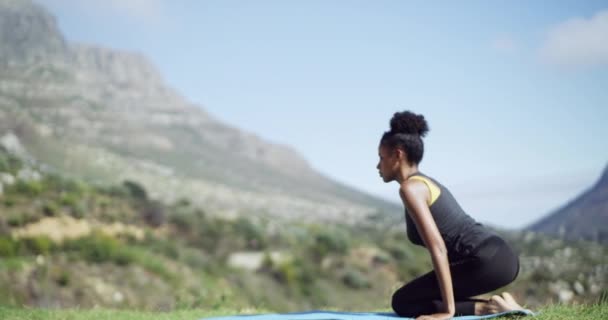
(1, 304, 607, 320)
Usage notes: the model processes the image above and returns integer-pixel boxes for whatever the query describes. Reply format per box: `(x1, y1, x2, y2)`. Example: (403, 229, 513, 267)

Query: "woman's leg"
(391, 237, 519, 317)
(391, 265, 488, 317)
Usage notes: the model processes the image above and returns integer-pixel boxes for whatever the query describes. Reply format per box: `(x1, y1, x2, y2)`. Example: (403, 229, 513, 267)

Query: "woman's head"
(377, 111, 429, 182)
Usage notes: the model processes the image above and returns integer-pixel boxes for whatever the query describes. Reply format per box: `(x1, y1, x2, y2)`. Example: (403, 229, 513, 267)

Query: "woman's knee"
(391, 287, 426, 317)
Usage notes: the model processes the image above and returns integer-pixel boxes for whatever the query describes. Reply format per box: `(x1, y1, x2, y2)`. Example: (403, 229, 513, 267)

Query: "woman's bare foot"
(477, 300, 497, 315)
(501, 292, 524, 310)
(482, 295, 517, 314)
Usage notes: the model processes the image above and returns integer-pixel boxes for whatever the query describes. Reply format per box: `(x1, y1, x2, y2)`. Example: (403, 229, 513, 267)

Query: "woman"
(377, 111, 525, 319)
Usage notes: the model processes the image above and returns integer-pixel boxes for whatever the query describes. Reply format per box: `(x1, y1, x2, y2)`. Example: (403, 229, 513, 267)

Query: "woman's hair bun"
(389, 111, 429, 137)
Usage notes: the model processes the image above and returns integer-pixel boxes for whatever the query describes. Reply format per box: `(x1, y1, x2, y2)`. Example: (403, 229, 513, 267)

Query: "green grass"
(0, 307, 269, 320)
(0, 304, 606, 320)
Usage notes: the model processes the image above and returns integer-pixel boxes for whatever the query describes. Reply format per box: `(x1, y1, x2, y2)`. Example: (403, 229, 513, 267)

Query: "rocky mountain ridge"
(0, 0, 400, 222)
(528, 165, 608, 243)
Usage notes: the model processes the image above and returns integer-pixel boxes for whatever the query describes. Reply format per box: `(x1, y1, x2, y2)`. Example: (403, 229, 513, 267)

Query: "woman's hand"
(415, 312, 455, 320)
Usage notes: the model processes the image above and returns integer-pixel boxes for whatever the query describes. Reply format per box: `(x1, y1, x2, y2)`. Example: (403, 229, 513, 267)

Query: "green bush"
(97, 197, 111, 209)
(141, 200, 165, 227)
(271, 257, 316, 295)
(232, 217, 267, 250)
(274, 260, 297, 286)
(342, 268, 371, 289)
(147, 236, 180, 259)
(191, 217, 229, 253)
(600, 289, 608, 304)
(69, 202, 87, 219)
(102, 185, 130, 198)
(56, 270, 70, 287)
(181, 248, 208, 269)
(175, 197, 191, 207)
(59, 193, 78, 207)
(3, 196, 16, 207)
(384, 242, 412, 261)
(310, 228, 350, 260)
(113, 247, 137, 266)
(138, 254, 173, 282)
(0, 156, 10, 172)
(64, 233, 134, 265)
(6, 212, 40, 227)
(45, 175, 86, 195)
(169, 210, 196, 232)
(0, 151, 21, 172)
(21, 236, 53, 255)
(123, 180, 148, 200)
(0, 236, 17, 257)
(42, 202, 59, 217)
(372, 251, 391, 265)
(13, 180, 43, 196)
(6, 214, 23, 227)
(63, 179, 87, 195)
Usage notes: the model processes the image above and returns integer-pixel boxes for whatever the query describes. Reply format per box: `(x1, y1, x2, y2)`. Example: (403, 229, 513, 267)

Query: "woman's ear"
(396, 148, 407, 162)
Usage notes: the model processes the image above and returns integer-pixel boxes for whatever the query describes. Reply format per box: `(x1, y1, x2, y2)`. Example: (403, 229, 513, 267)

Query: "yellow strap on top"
(408, 176, 441, 206)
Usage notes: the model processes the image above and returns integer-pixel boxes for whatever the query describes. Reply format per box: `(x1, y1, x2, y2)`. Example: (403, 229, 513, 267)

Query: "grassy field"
(0, 304, 607, 320)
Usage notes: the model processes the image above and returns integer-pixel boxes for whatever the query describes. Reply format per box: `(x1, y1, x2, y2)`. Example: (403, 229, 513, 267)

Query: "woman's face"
(377, 145, 401, 183)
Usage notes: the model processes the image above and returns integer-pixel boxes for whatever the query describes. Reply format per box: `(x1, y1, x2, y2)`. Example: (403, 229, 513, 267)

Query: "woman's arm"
(400, 181, 455, 319)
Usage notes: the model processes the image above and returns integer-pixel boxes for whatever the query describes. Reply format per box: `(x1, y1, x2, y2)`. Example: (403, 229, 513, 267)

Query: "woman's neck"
(396, 165, 419, 184)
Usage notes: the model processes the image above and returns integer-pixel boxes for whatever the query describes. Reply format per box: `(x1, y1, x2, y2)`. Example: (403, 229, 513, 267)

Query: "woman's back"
(404, 172, 496, 260)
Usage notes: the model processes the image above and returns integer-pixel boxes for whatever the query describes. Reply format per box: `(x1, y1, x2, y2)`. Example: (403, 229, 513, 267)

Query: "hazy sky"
(40, 0, 608, 229)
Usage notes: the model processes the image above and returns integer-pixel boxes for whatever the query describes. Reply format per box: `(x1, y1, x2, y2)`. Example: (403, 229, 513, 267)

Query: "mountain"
(0, 0, 400, 222)
(527, 164, 608, 243)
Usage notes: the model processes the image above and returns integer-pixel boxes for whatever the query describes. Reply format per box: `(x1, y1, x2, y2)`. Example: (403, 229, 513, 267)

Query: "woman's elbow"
(428, 242, 448, 258)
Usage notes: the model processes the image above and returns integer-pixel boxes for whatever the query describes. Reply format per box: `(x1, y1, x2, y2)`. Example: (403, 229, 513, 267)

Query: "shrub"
(342, 268, 371, 289)
(21, 236, 53, 255)
(0, 156, 10, 172)
(103, 185, 130, 198)
(113, 247, 137, 266)
(271, 257, 316, 295)
(600, 289, 608, 304)
(63, 179, 86, 195)
(141, 200, 165, 227)
(169, 209, 196, 232)
(13, 180, 43, 196)
(7, 212, 40, 227)
(69, 202, 87, 219)
(310, 228, 350, 261)
(232, 217, 267, 250)
(175, 198, 191, 207)
(56, 270, 70, 287)
(7, 214, 23, 227)
(42, 202, 59, 217)
(385, 243, 412, 261)
(63, 233, 139, 266)
(3, 196, 16, 207)
(97, 197, 111, 209)
(123, 180, 148, 200)
(372, 251, 391, 265)
(148, 236, 180, 259)
(0, 151, 21, 172)
(0, 236, 17, 257)
(274, 260, 297, 286)
(138, 254, 173, 282)
(59, 193, 78, 207)
(181, 248, 208, 269)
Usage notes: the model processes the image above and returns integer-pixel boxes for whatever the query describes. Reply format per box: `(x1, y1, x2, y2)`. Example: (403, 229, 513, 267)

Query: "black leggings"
(391, 236, 520, 317)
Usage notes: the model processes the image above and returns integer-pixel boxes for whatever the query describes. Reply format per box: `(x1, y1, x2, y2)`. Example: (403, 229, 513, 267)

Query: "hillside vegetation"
(0, 146, 606, 312)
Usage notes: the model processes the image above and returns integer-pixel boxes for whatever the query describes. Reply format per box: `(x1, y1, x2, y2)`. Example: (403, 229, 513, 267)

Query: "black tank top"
(404, 172, 495, 260)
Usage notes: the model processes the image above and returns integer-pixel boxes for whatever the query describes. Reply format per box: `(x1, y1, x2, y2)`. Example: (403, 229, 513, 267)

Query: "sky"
(39, 0, 608, 229)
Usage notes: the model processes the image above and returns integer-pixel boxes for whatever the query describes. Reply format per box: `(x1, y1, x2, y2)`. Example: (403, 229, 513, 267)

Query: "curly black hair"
(380, 111, 430, 165)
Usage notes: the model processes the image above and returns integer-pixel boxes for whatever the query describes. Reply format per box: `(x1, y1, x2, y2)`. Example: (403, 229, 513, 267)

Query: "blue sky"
(40, 0, 608, 229)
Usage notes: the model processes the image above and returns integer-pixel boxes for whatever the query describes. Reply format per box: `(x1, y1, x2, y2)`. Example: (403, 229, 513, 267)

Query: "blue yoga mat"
(201, 309, 535, 320)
